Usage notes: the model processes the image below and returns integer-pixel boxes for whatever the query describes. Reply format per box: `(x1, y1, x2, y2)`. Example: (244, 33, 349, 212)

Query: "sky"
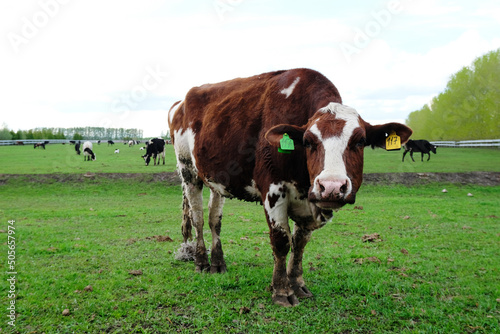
(1, 0, 499, 138)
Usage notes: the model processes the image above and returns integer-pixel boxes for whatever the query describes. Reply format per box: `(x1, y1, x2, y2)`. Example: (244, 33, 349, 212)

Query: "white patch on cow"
(173, 127, 198, 173)
(206, 180, 231, 197)
(280, 77, 300, 99)
(264, 182, 291, 235)
(168, 100, 183, 126)
(244, 179, 261, 199)
(310, 103, 361, 198)
(263, 182, 294, 248)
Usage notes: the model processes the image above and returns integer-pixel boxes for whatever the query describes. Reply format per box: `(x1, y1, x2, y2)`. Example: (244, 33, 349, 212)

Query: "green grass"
(363, 147, 500, 173)
(1, 178, 499, 333)
(0, 144, 499, 174)
(0, 144, 177, 174)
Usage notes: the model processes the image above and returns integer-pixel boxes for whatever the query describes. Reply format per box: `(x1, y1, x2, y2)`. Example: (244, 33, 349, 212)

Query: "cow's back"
(169, 68, 342, 200)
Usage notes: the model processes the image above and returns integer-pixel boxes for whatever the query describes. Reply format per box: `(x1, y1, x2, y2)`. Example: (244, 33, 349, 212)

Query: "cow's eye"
(355, 137, 366, 148)
(303, 139, 316, 151)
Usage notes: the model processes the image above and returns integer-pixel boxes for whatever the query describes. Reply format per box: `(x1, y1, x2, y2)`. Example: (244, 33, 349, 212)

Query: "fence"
(0, 139, 108, 146)
(430, 139, 500, 148)
(2, 139, 500, 148)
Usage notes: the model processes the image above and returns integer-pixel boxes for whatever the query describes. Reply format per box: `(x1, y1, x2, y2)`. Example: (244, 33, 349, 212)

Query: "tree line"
(0, 125, 144, 141)
(406, 49, 500, 141)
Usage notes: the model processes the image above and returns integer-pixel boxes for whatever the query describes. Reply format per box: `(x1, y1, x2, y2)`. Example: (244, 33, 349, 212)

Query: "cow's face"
(266, 102, 413, 211)
(142, 154, 151, 166)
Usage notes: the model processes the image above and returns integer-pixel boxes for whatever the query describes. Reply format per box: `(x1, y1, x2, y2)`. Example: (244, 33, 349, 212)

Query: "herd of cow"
(166, 68, 440, 306)
(68, 138, 168, 166)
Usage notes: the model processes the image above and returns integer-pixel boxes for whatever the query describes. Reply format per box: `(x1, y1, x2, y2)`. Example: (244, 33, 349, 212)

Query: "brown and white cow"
(168, 68, 412, 307)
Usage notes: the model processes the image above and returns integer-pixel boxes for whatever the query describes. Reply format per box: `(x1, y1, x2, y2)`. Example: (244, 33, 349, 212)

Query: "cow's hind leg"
(183, 179, 210, 272)
(181, 194, 193, 243)
(208, 190, 227, 273)
(288, 224, 314, 299)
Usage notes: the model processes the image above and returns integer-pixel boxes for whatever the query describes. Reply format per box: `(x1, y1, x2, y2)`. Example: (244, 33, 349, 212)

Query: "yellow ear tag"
(386, 131, 401, 151)
(278, 133, 294, 154)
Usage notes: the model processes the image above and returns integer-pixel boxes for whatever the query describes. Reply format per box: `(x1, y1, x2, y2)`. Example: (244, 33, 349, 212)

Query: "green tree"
(407, 48, 500, 140)
(0, 124, 12, 140)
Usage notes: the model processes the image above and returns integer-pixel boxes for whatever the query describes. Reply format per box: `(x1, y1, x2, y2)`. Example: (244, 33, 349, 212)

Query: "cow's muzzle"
(309, 177, 355, 209)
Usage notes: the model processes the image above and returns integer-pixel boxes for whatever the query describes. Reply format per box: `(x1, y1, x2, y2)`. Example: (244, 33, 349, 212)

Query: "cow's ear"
(265, 124, 305, 147)
(364, 122, 413, 149)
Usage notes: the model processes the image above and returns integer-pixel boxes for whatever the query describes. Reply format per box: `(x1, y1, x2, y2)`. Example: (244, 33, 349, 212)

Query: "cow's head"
(265, 102, 412, 211)
(142, 154, 151, 166)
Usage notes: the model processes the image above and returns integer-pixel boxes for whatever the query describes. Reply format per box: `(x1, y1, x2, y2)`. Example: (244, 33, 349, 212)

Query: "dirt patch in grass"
(363, 172, 500, 186)
(1, 171, 499, 186)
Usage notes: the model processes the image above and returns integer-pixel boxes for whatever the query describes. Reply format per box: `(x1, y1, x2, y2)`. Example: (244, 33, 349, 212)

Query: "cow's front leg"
(208, 190, 226, 273)
(288, 224, 314, 299)
(410, 151, 415, 162)
(269, 224, 298, 307)
(184, 181, 210, 272)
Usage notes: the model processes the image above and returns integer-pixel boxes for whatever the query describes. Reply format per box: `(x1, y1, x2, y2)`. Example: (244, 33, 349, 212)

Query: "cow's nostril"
(340, 183, 347, 194)
(319, 184, 325, 193)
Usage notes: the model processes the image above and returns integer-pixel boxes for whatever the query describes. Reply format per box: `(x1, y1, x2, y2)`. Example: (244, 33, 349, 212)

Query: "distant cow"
(402, 139, 437, 162)
(75, 141, 81, 155)
(142, 138, 165, 166)
(107, 140, 115, 146)
(169, 68, 412, 307)
(83, 141, 96, 161)
(34, 142, 45, 149)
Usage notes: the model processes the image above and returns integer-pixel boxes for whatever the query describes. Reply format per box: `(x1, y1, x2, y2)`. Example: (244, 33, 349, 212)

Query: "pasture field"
(0, 143, 499, 174)
(1, 176, 499, 333)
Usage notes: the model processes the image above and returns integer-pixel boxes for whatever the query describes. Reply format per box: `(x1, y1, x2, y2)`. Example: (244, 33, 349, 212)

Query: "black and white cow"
(142, 138, 165, 166)
(402, 139, 437, 162)
(34, 142, 45, 149)
(83, 141, 96, 161)
(75, 141, 81, 155)
(107, 140, 115, 146)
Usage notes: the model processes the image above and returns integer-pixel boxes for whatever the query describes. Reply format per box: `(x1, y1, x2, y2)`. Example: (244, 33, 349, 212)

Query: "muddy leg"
(288, 225, 314, 298)
(184, 180, 210, 272)
(208, 190, 226, 273)
(181, 194, 193, 243)
(268, 225, 298, 307)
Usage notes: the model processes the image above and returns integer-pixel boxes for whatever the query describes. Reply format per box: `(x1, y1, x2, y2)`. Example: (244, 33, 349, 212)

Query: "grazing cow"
(34, 142, 45, 149)
(402, 139, 437, 162)
(142, 138, 165, 166)
(75, 141, 81, 155)
(83, 141, 96, 161)
(107, 140, 115, 146)
(114, 149, 120, 154)
(169, 68, 412, 307)
(16, 141, 24, 145)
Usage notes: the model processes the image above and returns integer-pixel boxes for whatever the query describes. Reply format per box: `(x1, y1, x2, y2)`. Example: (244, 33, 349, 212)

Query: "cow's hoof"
(272, 294, 299, 307)
(294, 286, 313, 298)
(195, 264, 210, 273)
(210, 264, 227, 274)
